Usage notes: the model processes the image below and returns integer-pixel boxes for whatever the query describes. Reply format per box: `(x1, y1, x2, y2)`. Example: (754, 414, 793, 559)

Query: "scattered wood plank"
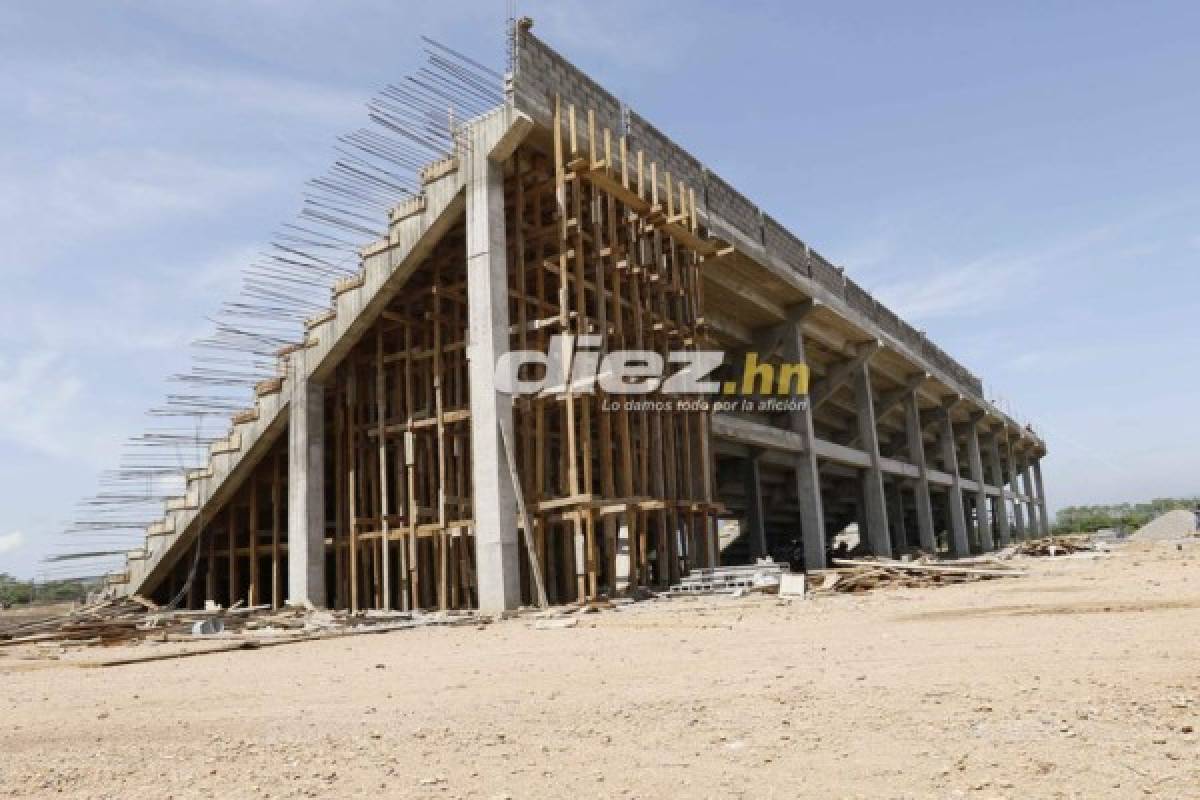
(808, 555, 1026, 595)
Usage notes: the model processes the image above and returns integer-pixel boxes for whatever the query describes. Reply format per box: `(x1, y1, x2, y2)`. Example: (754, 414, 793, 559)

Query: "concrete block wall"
(513, 32, 622, 142)
(627, 111, 708, 211)
(762, 214, 809, 276)
(702, 168, 761, 249)
(845, 279, 876, 319)
(809, 251, 845, 297)
(512, 27, 989, 403)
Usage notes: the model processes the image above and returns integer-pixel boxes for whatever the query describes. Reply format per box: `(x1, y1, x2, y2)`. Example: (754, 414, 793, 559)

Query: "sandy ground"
(2, 540, 1199, 799)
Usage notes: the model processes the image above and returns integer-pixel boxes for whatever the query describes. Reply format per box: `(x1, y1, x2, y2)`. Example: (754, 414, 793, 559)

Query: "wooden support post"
(248, 476, 259, 607)
(205, 526, 215, 606)
(227, 508, 237, 608)
(271, 450, 282, 610)
(375, 327, 391, 610)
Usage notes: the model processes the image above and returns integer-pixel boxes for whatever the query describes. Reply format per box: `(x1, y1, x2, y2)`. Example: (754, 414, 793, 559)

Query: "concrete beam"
(847, 370, 928, 449)
(810, 340, 881, 411)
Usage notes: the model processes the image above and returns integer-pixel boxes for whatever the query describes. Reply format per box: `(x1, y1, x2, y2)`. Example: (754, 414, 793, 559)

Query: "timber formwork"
(116, 26, 1050, 613)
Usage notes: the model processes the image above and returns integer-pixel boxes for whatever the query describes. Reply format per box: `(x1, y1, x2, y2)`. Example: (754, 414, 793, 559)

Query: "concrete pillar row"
(287, 348, 326, 608)
(466, 117, 521, 613)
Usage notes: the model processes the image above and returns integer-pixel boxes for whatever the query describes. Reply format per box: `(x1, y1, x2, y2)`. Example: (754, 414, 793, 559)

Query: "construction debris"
(1009, 536, 1094, 557)
(667, 561, 786, 596)
(810, 557, 1025, 594)
(0, 595, 483, 659)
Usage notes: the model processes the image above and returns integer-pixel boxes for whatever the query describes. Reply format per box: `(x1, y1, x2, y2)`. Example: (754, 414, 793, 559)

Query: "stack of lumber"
(1010, 536, 1093, 557)
(810, 557, 1024, 595)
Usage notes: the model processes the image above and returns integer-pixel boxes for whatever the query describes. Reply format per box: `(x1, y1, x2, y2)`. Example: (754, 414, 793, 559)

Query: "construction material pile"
(0, 595, 481, 654)
(810, 557, 1024, 595)
(667, 561, 786, 596)
(1132, 509, 1199, 541)
(1010, 536, 1095, 557)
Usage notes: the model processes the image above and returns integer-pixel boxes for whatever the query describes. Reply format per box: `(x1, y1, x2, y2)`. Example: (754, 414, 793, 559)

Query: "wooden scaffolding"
(156, 98, 721, 612)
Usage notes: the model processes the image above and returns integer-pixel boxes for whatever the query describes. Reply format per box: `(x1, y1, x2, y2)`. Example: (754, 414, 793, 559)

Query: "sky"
(1, 1, 1197, 579)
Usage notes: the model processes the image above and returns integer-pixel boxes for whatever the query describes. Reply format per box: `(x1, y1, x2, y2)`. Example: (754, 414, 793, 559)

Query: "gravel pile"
(1131, 509, 1199, 541)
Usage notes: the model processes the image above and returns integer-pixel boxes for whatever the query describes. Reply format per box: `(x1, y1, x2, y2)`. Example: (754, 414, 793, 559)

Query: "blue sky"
(1, 1, 1197, 578)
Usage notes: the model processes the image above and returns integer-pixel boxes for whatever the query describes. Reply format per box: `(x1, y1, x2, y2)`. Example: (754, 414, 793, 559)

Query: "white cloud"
(0, 350, 115, 467)
(528, 1, 704, 73)
(865, 219, 1131, 322)
(0, 531, 24, 556)
(0, 243, 260, 359)
(871, 260, 1017, 320)
(4, 56, 365, 131)
(0, 149, 278, 260)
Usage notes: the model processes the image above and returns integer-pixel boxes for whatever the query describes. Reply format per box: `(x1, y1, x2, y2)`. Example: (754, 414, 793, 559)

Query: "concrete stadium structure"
(111, 25, 1050, 612)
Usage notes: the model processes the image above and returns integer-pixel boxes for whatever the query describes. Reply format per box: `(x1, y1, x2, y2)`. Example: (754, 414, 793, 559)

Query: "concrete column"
(1032, 457, 1050, 536)
(903, 391, 937, 553)
(780, 321, 826, 569)
(1005, 435, 1027, 540)
(287, 354, 326, 608)
(1021, 459, 1041, 538)
(964, 417, 994, 552)
(853, 361, 891, 557)
(887, 481, 908, 554)
(742, 454, 768, 560)
(985, 430, 1011, 546)
(937, 406, 971, 556)
(1012, 450, 1032, 537)
(1011, 494, 1027, 539)
(466, 122, 521, 613)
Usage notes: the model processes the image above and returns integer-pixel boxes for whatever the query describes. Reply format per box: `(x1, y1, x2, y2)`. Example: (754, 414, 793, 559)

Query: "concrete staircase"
(111, 156, 471, 597)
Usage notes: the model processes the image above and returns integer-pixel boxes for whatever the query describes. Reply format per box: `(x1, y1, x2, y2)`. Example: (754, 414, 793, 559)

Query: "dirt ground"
(2, 539, 1198, 799)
